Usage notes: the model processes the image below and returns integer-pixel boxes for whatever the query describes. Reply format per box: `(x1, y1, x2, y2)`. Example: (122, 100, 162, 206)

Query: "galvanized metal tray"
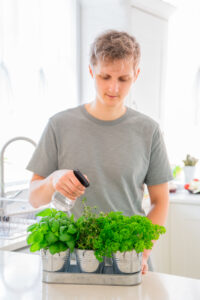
(42, 262, 142, 286)
(42, 270, 142, 286)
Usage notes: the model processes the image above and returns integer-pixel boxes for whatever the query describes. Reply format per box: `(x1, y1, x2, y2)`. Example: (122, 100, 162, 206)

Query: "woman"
(27, 30, 173, 275)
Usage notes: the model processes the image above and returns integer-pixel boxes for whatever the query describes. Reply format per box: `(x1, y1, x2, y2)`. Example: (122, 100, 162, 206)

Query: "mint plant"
(27, 208, 78, 254)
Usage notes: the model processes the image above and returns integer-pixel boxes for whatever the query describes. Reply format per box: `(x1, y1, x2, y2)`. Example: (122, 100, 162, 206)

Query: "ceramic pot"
(184, 166, 195, 184)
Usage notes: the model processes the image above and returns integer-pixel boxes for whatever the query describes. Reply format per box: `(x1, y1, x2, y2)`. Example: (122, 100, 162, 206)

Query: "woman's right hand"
(52, 169, 88, 200)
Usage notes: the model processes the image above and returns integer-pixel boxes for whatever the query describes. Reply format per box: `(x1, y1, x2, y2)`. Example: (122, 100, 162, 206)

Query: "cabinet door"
(142, 196, 171, 274)
(170, 203, 200, 279)
(150, 209, 171, 274)
(129, 7, 168, 125)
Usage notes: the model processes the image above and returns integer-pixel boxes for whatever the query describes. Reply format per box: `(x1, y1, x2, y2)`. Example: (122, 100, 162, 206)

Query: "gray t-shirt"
(27, 104, 173, 218)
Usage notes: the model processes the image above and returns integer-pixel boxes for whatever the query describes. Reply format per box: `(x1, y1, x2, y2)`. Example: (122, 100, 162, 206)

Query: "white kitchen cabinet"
(170, 202, 200, 278)
(151, 192, 200, 279)
(150, 209, 171, 274)
(142, 195, 171, 274)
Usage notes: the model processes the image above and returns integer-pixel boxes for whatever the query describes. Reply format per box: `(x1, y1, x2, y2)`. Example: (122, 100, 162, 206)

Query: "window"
(0, 0, 79, 147)
(0, 0, 79, 190)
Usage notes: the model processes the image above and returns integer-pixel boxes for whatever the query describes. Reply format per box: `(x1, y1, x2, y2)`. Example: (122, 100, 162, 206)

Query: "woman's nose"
(108, 81, 119, 94)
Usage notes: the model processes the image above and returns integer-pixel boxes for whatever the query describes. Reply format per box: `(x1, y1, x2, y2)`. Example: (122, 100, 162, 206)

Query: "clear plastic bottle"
(51, 169, 90, 211)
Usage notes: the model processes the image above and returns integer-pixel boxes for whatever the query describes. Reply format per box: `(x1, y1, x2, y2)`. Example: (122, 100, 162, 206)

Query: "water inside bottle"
(52, 191, 75, 211)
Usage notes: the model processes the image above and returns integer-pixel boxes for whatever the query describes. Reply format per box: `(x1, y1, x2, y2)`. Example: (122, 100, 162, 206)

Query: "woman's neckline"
(80, 104, 130, 126)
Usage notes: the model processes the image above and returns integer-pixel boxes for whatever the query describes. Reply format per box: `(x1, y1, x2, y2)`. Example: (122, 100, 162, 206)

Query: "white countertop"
(142, 188, 200, 215)
(169, 189, 200, 205)
(0, 235, 27, 251)
(0, 250, 200, 300)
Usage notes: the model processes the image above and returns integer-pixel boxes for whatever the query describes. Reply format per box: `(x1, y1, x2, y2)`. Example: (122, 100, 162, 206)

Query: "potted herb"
(27, 208, 78, 272)
(75, 200, 104, 273)
(93, 211, 166, 274)
(75, 200, 166, 274)
(183, 154, 199, 183)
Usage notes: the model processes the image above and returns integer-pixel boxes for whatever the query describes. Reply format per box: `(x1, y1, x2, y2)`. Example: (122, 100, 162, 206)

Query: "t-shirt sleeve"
(26, 119, 58, 177)
(144, 125, 173, 186)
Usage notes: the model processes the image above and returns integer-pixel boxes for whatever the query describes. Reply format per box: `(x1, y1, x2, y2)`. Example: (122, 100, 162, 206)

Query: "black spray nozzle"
(73, 169, 90, 188)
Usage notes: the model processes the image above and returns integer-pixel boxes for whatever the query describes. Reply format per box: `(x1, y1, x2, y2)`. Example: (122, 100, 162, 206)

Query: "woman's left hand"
(141, 255, 148, 275)
(141, 250, 151, 275)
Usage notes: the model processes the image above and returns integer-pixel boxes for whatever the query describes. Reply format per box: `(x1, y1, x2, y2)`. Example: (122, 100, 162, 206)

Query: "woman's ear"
(89, 65, 94, 78)
(133, 67, 140, 82)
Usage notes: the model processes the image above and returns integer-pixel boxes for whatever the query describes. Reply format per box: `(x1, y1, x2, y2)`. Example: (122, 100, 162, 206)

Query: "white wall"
(79, 0, 131, 104)
(164, 0, 200, 174)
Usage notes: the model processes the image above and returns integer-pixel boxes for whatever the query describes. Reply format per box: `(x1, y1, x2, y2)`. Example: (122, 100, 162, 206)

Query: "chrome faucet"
(0, 136, 36, 197)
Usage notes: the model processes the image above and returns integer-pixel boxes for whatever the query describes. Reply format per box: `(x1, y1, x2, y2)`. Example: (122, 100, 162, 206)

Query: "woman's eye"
(100, 76, 128, 82)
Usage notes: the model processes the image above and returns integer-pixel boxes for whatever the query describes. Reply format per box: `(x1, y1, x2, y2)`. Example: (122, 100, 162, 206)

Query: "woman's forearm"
(147, 200, 169, 226)
(144, 202, 169, 257)
(143, 183, 169, 260)
(29, 174, 55, 208)
(147, 182, 169, 226)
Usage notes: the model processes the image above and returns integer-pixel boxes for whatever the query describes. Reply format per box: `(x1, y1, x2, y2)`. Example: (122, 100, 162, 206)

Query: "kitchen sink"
(0, 197, 43, 240)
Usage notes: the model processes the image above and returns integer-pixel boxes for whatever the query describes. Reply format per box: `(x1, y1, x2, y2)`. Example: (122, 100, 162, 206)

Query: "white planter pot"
(184, 166, 195, 184)
(76, 249, 102, 273)
(41, 249, 70, 272)
(112, 250, 142, 274)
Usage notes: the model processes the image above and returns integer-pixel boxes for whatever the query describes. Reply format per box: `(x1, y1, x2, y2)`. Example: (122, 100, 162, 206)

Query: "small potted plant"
(75, 200, 104, 273)
(183, 154, 199, 183)
(27, 208, 78, 272)
(93, 211, 166, 274)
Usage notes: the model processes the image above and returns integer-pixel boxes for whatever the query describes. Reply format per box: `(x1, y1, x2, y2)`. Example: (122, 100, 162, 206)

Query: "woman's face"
(89, 58, 140, 108)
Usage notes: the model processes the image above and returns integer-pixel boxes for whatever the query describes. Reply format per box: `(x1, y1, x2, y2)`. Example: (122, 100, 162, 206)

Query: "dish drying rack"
(0, 197, 46, 240)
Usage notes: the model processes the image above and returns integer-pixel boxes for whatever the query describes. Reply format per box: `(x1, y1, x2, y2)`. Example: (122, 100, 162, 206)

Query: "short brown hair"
(90, 30, 141, 71)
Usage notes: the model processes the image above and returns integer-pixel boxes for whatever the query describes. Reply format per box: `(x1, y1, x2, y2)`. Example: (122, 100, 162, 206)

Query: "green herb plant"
(27, 199, 166, 261)
(75, 198, 102, 250)
(27, 208, 78, 255)
(183, 154, 198, 166)
(93, 212, 166, 262)
(75, 199, 166, 262)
